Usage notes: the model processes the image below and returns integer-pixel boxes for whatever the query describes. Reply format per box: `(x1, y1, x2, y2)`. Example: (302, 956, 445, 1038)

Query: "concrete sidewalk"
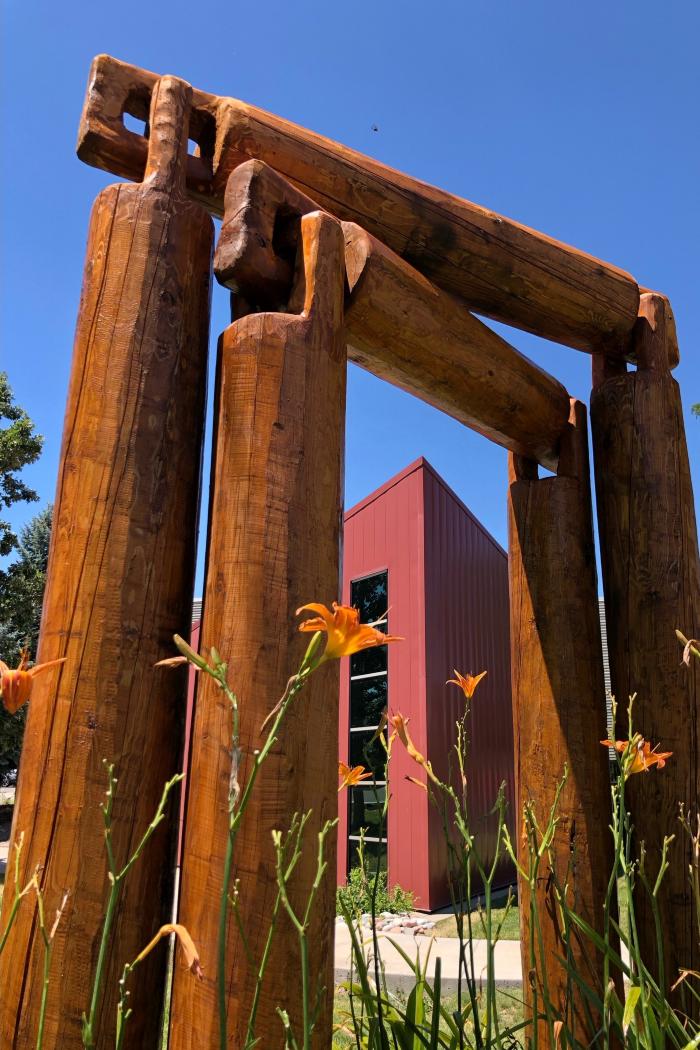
(334, 921, 522, 993)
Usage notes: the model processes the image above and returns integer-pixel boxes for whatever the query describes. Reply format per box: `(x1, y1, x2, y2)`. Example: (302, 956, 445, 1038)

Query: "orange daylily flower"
(447, 669, 487, 699)
(601, 737, 672, 778)
(0, 649, 66, 715)
(389, 712, 439, 785)
(297, 602, 402, 665)
(338, 761, 373, 792)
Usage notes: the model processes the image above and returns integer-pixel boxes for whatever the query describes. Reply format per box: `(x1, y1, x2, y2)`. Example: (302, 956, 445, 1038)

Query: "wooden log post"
(169, 210, 346, 1049)
(78, 54, 643, 354)
(590, 291, 700, 1002)
(508, 401, 614, 1040)
(0, 78, 212, 1050)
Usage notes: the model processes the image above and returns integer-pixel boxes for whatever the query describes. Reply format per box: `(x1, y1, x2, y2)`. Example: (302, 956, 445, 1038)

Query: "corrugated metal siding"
(422, 464, 515, 909)
(337, 460, 431, 905)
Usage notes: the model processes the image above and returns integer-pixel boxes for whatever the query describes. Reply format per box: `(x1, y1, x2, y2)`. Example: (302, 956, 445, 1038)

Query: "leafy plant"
(337, 863, 415, 917)
(0, 371, 43, 558)
(0, 501, 52, 784)
(336, 670, 700, 1049)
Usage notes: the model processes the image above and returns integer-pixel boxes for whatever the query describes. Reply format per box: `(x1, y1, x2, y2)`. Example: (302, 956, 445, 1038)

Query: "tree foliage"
(0, 371, 44, 557)
(0, 505, 52, 784)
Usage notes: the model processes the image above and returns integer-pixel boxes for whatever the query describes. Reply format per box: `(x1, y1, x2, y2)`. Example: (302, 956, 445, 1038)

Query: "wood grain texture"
(508, 402, 614, 1040)
(213, 159, 319, 308)
(343, 222, 571, 470)
(77, 54, 640, 354)
(170, 212, 346, 1049)
(638, 287, 680, 369)
(211, 160, 571, 469)
(591, 291, 700, 1004)
(0, 77, 212, 1050)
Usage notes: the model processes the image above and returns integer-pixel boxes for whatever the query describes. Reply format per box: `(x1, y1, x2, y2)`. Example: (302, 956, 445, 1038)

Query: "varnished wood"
(639, 287, 680, 368)
(343, 222, 571, 470)
(0, 77, 212, 1050)
(78, 54, 640, 354)
(170, 211, 346, 1049)
(591, 291, 700, 1004)
(508, 402, 614, 1040)
(212, 160, 571, 469)
(214, 159, 316, 308)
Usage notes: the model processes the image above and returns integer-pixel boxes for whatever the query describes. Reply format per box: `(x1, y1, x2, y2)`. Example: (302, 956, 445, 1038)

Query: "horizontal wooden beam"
(212, 160, 571, 470)
(343, 223, 570, 470)
(78, 54, 641, 354)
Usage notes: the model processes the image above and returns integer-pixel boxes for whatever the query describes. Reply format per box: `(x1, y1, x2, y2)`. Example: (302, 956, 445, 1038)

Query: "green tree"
(0, 503, 52, 784)
(693, 403, 699, 417)
(0, 371, 44, 557)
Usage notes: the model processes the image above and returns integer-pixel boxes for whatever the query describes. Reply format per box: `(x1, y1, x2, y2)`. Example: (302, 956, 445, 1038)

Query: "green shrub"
(336, 861, 414, 916)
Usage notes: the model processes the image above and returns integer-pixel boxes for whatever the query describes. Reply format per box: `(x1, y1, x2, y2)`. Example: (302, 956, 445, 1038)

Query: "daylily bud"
(154, 656, 189, 669)
(173, 634, 210, 672)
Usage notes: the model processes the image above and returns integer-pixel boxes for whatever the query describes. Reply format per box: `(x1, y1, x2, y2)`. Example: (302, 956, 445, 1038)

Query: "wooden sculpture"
(591, 293, 700, 998)
(214, 158, 571, 469)
(0, 77, 212, 1049)
(170, 210, 346, 1049)
(508, 403, 615, 1039)
(2, 50, 697, 1048)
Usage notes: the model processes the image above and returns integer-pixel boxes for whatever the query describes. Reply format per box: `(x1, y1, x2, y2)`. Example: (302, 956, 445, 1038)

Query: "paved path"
(0, 809, 523, 991)
(334, 921, 522, 992)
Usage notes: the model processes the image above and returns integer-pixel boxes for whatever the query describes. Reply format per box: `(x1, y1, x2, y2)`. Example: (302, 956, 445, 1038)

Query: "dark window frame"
(347, 569, 389, 876)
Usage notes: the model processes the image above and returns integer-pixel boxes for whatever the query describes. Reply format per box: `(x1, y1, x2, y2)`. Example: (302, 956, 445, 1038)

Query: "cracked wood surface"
(78, 53, 641, 355)
(0, 77, 212, 1050)
(213, 159, 573, 470)
(170, 212, 346, 1050)
(508, 403, 614, 1041)
(591, 292, 700, 1009)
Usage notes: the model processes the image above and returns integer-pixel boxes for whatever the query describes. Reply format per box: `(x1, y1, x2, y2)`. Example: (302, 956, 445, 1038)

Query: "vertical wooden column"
(0, 78, 212, 1049)
(508, 401, 614, 1039)
(591, 292, 700, 1000)
(170, 212, 346, 1049)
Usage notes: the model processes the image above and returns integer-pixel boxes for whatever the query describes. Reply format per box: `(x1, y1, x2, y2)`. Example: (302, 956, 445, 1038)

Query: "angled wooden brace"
(171, 189, 346, 1050)
(214, 159, 572, 469)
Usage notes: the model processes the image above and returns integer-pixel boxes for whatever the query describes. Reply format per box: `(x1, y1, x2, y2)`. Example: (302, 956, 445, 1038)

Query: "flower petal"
(27, 658, 67, 679)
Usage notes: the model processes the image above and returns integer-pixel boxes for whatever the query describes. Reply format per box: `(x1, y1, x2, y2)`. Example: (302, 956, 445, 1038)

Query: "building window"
(347, 570, 389, 874)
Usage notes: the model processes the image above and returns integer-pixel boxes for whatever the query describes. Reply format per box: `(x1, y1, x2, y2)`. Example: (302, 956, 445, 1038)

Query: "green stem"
(218, 826, 234, 1050)
(244, 892, 282, 1048)
(300, 936, 310, 1050)
(0, 894, 23, 957)
(115, 961, 138, 1050)
(0, 835, 30, 958)
(82, 767, 182, 1049)
(36, 941, 51, 1050)
(216, 663, 313, 1050)
(83, 880, 120, 1049)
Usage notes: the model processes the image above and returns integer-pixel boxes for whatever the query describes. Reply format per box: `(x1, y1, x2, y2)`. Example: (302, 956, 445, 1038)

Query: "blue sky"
(2, 0, 698, 593)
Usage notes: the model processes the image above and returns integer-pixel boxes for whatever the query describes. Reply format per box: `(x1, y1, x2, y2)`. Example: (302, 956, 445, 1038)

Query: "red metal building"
(337, 457, 515, 911)
(184, 457, 514, 913)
